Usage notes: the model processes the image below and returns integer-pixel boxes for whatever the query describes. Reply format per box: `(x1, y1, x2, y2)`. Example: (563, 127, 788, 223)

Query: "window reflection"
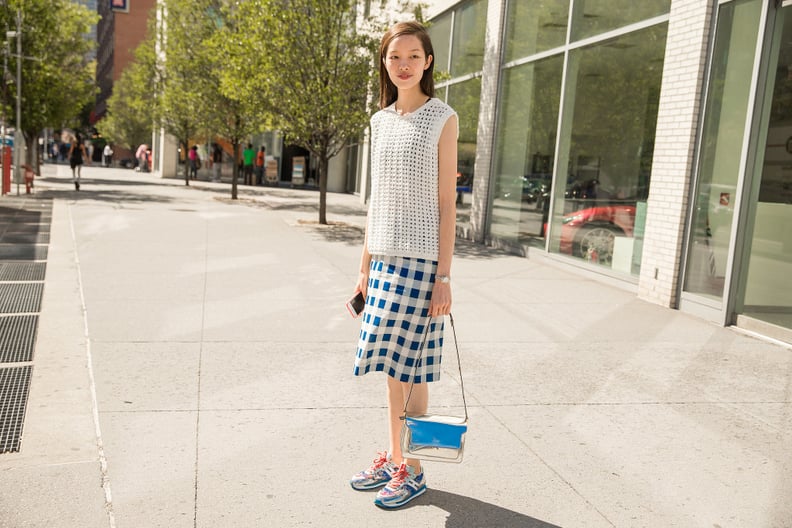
(571, 0, 670, 41)
(447, 78, 482, 228)
(450, 0, 487, 77)
(503, 0, 569, 63)
(428, 13, 452, 75)
(743, 1, 792, 329)
(549, 24, 667, 273)
(685, 0, 762, 299)
(491, 56, 563, 246)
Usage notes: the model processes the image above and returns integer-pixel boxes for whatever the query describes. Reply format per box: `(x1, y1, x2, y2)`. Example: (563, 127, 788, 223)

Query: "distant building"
(93, 0, 157, 123)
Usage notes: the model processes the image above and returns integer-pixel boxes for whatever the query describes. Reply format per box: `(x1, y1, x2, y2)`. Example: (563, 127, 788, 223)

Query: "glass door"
(682, 0, 764, 305)
(735, 2, 792, 337)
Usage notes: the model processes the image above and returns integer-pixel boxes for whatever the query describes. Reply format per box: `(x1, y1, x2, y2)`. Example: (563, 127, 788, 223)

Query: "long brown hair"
(378, 21, 435, 109)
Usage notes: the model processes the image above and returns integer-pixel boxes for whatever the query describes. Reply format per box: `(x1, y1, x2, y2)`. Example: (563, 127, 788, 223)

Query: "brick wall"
(112, 0, 157, 81)
(469, 0, 506, 243)
(637, 0, 714, 307)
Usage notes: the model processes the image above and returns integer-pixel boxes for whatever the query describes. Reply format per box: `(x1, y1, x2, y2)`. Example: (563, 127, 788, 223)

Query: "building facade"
(94, 0, 157, 122)
(356, 0, 791, 344)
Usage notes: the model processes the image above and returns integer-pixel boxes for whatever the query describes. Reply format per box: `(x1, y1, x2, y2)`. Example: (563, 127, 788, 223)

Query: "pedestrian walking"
(212, 143, 223, 182)
(68, 133, 90, 191)
(136, 144, 149, 172)
(243, 143, 255, 185)
(102, 144, 113, 167)
(188, 145, 200, 180)
(349, 20, 458, 510)
(255, 145, 266, 185)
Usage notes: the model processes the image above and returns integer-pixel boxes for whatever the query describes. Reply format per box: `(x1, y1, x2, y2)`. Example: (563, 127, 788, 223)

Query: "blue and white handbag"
(400, 314, 468, 463)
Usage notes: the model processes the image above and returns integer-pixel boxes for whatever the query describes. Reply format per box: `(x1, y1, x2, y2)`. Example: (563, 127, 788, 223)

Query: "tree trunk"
(231, 140, 239, 200)
(319, 155, 328, 225)
(23, 133, 37, 173)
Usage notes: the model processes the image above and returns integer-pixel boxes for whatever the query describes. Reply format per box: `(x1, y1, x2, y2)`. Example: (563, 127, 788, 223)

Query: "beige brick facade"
(469, 0, 506, 244)
(637, 0, 714, 307)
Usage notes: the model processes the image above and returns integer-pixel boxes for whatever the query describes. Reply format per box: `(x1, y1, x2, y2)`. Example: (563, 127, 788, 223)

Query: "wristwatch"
(436, 275, 450, 284)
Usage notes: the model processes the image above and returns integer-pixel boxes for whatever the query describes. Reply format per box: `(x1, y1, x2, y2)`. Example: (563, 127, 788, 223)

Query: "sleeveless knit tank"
(367, 98, 457, 261)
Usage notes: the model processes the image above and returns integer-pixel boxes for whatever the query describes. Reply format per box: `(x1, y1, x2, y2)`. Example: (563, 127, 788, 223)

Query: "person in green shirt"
(243, 143, 256, 185)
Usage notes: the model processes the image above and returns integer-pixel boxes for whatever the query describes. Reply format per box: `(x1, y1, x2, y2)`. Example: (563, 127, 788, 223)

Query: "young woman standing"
(350, 20, 458, 510)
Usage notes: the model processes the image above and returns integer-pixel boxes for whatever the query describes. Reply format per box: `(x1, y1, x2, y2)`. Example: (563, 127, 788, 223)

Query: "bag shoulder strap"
(402, 313, 468, 421)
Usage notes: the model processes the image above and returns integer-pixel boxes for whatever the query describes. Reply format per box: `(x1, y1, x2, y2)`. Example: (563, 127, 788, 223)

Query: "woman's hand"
(355, 271, 368, 300)
(429, 282, 451, 317)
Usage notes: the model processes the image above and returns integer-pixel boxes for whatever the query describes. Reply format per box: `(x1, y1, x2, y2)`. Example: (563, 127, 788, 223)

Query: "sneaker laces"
(388, 463, 410, 489)
(366, 452, 390, 473)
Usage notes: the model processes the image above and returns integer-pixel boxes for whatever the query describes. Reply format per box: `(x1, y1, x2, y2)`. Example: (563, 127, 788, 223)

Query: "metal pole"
(1, 39, 6, 194)
(14, 10, 21, 196)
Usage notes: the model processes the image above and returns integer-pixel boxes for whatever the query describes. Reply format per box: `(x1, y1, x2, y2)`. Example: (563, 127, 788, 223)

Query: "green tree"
(156, 0, 218, 186)
(0, 0, 97, 167)
(97, 29, 158, 150)
(205, 1, 266, 199)
(230, 0, 418, 224)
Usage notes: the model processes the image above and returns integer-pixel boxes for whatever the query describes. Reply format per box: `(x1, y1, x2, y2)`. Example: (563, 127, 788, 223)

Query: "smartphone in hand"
(346, 291, 365, 318)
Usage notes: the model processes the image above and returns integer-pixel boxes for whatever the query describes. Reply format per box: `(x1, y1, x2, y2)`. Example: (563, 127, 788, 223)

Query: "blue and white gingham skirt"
(354, 255, 444, 383)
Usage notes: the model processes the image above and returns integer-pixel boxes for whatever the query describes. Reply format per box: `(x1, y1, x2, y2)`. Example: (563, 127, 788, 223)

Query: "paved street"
(0, 164, 791, 528)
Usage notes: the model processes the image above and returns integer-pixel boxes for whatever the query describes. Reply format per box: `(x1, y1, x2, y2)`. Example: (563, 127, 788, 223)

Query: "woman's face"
(384, 34, 432, 93)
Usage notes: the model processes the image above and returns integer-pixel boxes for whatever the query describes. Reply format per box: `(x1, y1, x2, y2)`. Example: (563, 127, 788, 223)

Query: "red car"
(559, 205, 636, 265)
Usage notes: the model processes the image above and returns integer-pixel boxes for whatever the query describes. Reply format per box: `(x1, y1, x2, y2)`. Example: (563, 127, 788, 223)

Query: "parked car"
(559, 204, 636, 265)
(497, 176, 551, 208)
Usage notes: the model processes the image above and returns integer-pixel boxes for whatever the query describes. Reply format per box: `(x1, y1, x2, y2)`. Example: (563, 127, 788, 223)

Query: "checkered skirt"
(354, 256, 444, 383)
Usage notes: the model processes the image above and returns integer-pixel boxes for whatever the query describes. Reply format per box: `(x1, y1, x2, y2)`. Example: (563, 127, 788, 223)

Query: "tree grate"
(0, 316, 38, 363)
(0, 365, 32, 453)
(0, 283, 44, 313)
(0, 262, 46, 281)
(0, 246, 48, 261)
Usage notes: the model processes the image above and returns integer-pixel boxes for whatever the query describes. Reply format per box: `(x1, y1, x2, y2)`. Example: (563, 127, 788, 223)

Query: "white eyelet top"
(366, 97, 457, 261)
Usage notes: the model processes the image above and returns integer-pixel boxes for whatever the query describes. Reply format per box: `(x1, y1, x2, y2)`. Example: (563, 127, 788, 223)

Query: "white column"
(637, 0, 714, 307)
(469, 0, 506, 243)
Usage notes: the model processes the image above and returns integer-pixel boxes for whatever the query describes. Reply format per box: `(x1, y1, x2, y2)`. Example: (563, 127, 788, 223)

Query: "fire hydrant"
(22, 164, 35, 194)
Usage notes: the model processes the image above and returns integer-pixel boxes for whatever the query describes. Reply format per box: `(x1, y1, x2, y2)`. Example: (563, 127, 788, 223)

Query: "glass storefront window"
(684, 0, 762, 300)
(503, 0, 569, 63)
(446, 77, 481, 228)
(548, 23, 667, 274)
(737, 1, 792, 331)
(428, 13, 452, 75)
(491, 55, 564, 245)
(450, 0, 487, 77)
(571, 0, 670, 42)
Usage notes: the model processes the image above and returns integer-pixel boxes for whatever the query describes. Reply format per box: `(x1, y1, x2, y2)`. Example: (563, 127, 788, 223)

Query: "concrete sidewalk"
(0, 164, 790, 528)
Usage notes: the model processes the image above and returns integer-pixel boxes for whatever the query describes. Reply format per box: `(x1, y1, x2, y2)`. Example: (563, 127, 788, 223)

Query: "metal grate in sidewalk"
(0, 365, 32, 453)
(0, 233, 50, 244)
(0, 283, 44, 313)
(0, 262, 46, 281)
(0, 315, 38, 363)
(0, 199, 51, 455)
(3, 223, 50, 234)
(0, 245, 48, 261)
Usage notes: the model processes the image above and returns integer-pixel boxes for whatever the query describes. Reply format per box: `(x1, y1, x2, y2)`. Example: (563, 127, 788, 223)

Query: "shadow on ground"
(415, 489, 562, 528)
(296, 220, 366, 246)
(32, 179, 178, 205)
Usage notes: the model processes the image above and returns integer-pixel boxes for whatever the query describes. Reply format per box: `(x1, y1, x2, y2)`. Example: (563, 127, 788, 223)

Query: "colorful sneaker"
(374, 463, 426, 509)
(350, 452, 398, 491)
